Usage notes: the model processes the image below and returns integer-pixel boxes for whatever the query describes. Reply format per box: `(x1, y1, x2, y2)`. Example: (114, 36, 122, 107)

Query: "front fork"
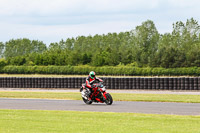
(101, 92, 107, 103)
(93, 91, 107, 103)
(103, 92, 107, 100)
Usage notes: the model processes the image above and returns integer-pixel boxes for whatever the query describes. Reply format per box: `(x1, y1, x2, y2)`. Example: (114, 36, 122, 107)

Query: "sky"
(0, 0, 200, 45)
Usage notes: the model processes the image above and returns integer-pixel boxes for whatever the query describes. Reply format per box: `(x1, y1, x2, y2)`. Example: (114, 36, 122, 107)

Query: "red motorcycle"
(80, 82, 113, 105)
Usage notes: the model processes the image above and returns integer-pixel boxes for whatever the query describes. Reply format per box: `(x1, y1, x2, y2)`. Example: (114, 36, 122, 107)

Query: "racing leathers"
(85, 76, 103, 98)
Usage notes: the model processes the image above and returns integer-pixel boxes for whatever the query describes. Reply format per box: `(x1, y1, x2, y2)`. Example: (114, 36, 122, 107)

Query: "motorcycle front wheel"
(105, 93, 113, 105)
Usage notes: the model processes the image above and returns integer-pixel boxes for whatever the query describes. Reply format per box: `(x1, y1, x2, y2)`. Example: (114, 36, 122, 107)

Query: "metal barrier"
(0, 77, 199, 90)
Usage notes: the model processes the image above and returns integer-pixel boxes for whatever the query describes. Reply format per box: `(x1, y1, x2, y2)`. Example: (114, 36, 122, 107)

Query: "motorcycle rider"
(85, 71, 103, 99)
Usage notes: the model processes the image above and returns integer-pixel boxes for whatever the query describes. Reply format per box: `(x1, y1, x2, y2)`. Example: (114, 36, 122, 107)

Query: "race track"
(0, 98, 200, 115)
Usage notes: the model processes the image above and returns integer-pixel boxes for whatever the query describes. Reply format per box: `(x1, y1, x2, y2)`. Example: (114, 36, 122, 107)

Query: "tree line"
(0, 18, 199, 68)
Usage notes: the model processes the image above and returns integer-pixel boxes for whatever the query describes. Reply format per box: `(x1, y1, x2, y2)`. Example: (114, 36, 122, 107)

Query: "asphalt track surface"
(0, 98, 200, 115)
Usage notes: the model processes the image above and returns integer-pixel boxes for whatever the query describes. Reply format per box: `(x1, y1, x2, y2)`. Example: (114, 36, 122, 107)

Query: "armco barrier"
(0, 77, 199, 90)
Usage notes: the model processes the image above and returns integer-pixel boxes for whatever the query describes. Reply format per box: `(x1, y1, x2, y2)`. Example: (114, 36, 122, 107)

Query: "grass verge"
(0, 91, 200, 103)
(0, 109, 200, 133)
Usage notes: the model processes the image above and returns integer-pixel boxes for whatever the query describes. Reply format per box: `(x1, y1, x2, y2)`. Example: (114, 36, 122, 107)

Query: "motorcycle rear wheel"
(82, 98, 92, 105)
(105, 93, 113, 105)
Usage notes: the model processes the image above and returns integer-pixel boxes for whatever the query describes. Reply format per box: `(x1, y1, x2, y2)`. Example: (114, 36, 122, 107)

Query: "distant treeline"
(0, 18, 200, 69)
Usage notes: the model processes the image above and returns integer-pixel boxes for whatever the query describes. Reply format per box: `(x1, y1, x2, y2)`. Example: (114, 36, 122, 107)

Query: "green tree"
(171, 18, 200, 67)
(130, 20, 160, 66)
(0, 42, 4, 58)
(8, 56, 26, 66)
(4, 38, 47, 58)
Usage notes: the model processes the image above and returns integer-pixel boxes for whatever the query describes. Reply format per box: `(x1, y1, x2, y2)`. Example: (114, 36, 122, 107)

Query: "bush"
(0, 58, 7, 67)
(0, 65, 199, 76)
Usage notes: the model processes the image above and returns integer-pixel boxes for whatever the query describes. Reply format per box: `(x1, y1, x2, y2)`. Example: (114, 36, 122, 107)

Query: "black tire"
(105, 93, 113, 105)
(82, 98, 92, 105)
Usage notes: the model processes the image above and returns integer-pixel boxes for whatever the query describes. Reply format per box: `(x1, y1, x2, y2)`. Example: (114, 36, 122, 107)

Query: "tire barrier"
(0, 77, 200, 90)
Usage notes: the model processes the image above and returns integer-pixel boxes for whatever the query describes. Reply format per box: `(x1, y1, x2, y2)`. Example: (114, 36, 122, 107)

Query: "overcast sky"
(0, 0, 200, 45)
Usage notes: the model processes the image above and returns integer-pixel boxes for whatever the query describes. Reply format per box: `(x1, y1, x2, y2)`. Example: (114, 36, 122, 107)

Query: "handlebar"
(93, 83, 104, 88)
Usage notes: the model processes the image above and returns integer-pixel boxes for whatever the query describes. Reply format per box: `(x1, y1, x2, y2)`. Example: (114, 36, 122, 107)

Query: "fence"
(0, 77, 200, 90)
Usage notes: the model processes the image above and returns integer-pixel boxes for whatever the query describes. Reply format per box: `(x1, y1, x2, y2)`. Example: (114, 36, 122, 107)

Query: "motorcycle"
(80, 82, 113, 105)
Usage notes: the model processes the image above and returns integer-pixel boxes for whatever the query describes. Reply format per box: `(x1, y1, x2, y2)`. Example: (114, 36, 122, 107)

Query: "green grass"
(0, 91, 81, 100)
(1, 91, 200, 103)
(0, 109, 200, 133)
(112, 93, 200, 103)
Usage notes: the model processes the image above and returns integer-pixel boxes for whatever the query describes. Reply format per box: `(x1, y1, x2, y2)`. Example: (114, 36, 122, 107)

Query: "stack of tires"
(0, 77, 199, 90)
